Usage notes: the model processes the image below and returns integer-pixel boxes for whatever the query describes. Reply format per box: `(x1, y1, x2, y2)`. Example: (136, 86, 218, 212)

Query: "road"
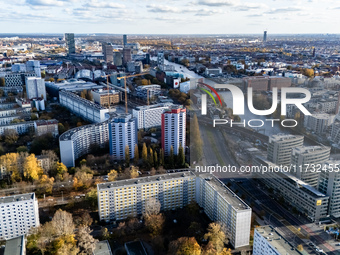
(227, 178, 338, 255)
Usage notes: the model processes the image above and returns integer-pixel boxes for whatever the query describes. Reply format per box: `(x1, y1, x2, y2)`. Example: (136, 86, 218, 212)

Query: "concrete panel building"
(109, 114, 137, 160)
(0, 193, 40, 240)
(25, 77, 46, 100)
(267, 134, 304, 166)
(59, 120, 110, 167)
(59, 90, 109, 123)
(255, 157, 329, 222)
(97, 172, 251, 248)
(132, 103, 173, 130)
(304, 113, 334, 135)
(291, 146, 331, 188)
(253, 226, 303, 255)
(161, 106, 186, 156)
(318, 161, 340, 218)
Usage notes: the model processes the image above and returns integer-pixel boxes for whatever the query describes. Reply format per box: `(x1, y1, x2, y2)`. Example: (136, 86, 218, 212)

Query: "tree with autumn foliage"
(108, 169, 118, 182)
(23, 154, 43, 181)
(38, 175, 54, 195)
(168, 237, 201, 255)
(204, 222, 228, 253)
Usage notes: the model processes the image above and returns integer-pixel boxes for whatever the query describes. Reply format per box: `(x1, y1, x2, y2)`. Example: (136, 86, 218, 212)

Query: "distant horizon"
(1, 0, 339, 34)
(1, 33, 340, 36)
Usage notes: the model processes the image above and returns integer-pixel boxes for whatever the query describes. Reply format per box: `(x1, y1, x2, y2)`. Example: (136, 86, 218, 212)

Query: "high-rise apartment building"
(64, 33, 75, 55)
(318, 161, 340, 218)
(267, 134, 304, 166)
(161, 106, 186, 155)
(254, 226, 303, 255)
(102, 44, 113, 63)
(133, 103, 173, 130)
(0, 193, 40, 240)
(25, 77, 46, 100)
(97, 171, 251, 248)
(291, 146, 331, 187)
(109, 114, 137, 160)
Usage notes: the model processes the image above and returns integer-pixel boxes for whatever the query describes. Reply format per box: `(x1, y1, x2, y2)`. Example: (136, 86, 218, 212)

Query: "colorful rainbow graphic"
(198, 82, 223, 107)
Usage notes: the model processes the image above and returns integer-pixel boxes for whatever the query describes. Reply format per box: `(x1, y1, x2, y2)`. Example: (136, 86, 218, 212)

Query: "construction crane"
(103, 72, 150, 114)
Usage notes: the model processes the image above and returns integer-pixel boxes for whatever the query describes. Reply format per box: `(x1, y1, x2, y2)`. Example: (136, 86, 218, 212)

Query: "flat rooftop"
(124, 241, 148, 255)
(4, 236, 25, 255)
(255, 226, 302, 255)
(98, 171, 196, 191)
(93, 240, 113, 255)
(0, 193, 35, 204)
(292, 146, 330, 155)
(269, 134, 303, 143)
(195, 172, 250, 211)
(98, 171, 250, 211)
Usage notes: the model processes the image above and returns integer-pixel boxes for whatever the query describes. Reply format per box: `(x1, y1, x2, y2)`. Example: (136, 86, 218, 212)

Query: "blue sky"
(0, 0, 339, 34)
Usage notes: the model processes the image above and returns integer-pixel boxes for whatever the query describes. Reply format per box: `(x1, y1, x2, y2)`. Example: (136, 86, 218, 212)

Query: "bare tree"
(144, 197, 161, 217)
(52, 209, 75, 237)
(77, 226, 98, 255)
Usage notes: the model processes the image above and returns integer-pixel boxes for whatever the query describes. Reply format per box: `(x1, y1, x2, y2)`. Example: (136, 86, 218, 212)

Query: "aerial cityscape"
(1, 1, 340, 255)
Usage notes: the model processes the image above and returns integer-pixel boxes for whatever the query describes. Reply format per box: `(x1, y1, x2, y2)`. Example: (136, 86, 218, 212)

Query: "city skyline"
(1, 0, 340, 34)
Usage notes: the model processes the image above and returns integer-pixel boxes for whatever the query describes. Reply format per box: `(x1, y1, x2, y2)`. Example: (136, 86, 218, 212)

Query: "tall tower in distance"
(64, 33, 75, 55)
(123, 34, 127, 47)
(263, 30, 267, 42)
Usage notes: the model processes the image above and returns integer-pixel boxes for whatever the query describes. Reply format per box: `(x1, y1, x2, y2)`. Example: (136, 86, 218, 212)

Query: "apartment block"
(59, 120, 110, 167)
(97, 172, 251, 248)
(109, 114, 137, 160)
(25, 77, 46, 100)
(253, 226, 303, 255)
(161, 106, 186, 155)
(132, 103, 173, 130)
(0, 193, 40, 240)
(4, 235, 26, 255)
(34, 119, 58, 137)
(255, 157, 329, 222)
(59, 90, 109, 123)
(304, 113, 334, 135)
(195, 174, 251, 248)
(318, 161, 340, 218)
(0, 121, 35, 135)
(267, 134, 304, 166)
(291, 146, 331, 188)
